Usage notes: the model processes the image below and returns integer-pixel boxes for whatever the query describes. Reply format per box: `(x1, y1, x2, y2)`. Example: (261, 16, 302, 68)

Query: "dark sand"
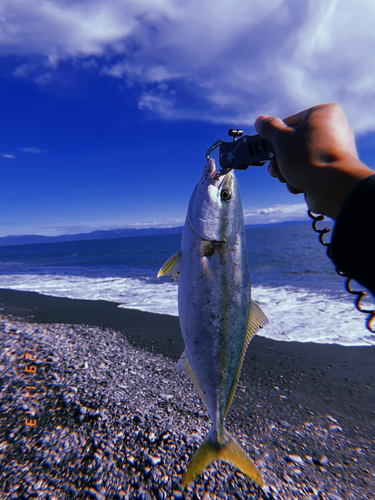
(1, 288, 375, 499)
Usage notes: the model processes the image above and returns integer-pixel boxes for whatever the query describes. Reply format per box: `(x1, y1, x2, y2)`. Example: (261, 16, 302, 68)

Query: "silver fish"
(158, 158, 269, 487)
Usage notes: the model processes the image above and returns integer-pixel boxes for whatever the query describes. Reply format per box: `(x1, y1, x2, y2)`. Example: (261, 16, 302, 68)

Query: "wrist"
(318, 160, 374, 220)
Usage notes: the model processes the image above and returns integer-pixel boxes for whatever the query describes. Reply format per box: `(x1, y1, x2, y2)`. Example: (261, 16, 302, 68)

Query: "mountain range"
(0, 220, 311, 247)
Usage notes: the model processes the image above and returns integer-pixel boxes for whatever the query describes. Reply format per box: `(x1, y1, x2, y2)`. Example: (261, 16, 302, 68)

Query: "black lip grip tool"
(206, 128, 275, 174)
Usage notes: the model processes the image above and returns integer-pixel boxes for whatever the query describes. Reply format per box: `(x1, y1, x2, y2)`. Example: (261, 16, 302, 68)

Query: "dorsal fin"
(224, 299, 269, 417)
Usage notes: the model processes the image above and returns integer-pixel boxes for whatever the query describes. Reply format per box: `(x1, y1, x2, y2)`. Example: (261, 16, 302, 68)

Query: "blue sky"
(1, 0, 375, 237)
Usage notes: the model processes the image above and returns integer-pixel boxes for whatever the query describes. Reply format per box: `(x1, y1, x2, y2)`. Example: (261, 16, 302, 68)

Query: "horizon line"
(0, 219, 318, 247)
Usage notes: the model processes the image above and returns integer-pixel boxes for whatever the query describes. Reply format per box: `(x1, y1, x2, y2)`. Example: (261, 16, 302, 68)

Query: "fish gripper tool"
(206, 129, 275, 174)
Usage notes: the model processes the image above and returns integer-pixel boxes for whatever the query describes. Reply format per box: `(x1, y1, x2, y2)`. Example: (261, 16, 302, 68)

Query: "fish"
(157, 157, 269, 488)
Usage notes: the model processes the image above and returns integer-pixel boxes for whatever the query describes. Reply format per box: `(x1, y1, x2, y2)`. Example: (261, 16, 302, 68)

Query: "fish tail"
(182, 428, 264, 489)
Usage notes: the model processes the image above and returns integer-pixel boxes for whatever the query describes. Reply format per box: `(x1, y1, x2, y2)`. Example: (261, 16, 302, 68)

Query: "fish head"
(187, 158, 242, 242)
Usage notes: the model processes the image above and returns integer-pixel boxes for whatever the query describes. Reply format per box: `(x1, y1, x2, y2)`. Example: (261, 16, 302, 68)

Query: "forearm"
(330, 173, 375, 295)
(313, 159, 374, 220)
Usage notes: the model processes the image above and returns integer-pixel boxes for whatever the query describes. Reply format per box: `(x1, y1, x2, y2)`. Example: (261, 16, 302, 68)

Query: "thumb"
(254, 115, 288, 142)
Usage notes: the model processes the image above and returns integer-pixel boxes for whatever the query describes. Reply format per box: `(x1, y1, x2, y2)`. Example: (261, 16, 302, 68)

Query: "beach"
(1, 288, 374, 499)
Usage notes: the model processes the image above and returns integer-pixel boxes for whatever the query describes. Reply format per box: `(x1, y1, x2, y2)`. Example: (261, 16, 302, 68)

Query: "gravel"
(0, 316, 373, 499)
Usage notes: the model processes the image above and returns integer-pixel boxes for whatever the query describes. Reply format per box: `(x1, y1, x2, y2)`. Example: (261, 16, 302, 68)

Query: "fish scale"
(158, 158, 269, 488)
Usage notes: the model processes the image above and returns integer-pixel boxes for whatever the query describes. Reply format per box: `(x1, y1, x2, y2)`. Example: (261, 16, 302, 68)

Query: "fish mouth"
(217, 165, 233, 176)
(214, 157, 234, 177)
(211, 159, 234, 199)
(206, 156, 233, 179)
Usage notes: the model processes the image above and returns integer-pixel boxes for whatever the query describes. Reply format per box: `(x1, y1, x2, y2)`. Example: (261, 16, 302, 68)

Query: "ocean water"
(0, 223, 374, 346)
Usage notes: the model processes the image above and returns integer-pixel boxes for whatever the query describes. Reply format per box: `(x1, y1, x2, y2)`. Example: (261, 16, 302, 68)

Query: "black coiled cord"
(308, 210, 375, 332)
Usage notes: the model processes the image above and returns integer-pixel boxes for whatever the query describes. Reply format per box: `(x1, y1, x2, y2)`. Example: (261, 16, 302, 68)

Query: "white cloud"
(1, 154, 16, 159)
(12, 63, 35, 78)
(138, 91, 176, 117)
(2, 0, 375, 132)
(20, 147, 42, 154)
(244, 203, 310, 224)
(131, 220, 184, 228)
(33, 72, 53, 86)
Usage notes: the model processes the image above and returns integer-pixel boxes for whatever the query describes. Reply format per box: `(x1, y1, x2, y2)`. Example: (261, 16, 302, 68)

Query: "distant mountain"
(0, 226, 184, 247)
(0, 219, 312, 247)
(245, 219, 314, 229)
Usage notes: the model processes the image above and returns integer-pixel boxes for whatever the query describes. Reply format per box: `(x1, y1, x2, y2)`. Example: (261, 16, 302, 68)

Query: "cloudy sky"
(1, 0, 375, 236)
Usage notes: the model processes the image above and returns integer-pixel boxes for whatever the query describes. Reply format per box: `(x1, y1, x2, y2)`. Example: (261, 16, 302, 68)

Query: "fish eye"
(221, 189, 232, 201)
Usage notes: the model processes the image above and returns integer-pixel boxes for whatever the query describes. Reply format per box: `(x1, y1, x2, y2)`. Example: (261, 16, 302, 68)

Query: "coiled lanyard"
(308, 210, 375, 332)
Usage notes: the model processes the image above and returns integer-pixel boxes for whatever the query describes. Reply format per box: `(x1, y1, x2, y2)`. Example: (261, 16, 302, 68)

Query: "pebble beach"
(1, 289, 375, 500)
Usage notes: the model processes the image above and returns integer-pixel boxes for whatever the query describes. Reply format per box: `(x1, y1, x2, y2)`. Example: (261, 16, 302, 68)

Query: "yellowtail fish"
(157, 158, 269, 487)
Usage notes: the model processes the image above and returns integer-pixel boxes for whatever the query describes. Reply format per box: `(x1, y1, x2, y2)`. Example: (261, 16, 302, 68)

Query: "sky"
(1, 0, 375, 237)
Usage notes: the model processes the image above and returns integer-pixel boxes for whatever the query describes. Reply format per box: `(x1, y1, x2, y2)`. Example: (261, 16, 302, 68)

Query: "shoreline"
(1, 288, 375, 498)
(1, 288, 374, 420)
(1, 286, 374, 353)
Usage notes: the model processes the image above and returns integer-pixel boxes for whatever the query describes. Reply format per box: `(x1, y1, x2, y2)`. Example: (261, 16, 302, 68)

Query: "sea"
(0, 223, 374, 347)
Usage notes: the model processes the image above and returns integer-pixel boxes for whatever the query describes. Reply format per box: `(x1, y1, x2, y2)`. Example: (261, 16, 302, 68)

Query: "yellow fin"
(246, 299, 269, 339)
(157, 250, 181, 280)
(177, 351, 208, 409)
(182, 430, 264, 489)
(225, 299, 269, 417)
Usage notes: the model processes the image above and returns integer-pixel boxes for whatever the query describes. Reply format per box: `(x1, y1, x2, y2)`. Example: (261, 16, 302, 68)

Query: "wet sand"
(1, 288, 374, 499)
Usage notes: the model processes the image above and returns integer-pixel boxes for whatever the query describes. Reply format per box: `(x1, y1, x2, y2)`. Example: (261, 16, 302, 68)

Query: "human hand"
(255, 103, 373, 219)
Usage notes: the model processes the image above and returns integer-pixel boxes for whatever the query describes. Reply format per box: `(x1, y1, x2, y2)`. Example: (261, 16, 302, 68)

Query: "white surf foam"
(0, 274, 178, 316)
(1, 274, 374, 346)
(251, 285, 375, 347)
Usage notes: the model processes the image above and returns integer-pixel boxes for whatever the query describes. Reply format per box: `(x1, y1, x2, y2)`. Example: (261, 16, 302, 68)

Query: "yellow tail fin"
(182, 430, 264, 489)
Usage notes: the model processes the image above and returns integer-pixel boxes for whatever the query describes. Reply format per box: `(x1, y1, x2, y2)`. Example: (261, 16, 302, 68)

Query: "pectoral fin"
(225, 299, 269, 416)
(157, 250, 181, 281)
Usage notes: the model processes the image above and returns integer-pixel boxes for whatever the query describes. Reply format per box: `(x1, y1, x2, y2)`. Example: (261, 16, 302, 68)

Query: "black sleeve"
(330, 173, 375, 296)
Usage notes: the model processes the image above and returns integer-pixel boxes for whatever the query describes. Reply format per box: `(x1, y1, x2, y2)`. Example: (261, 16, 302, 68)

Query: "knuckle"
(322, 102, 342, 115)
(258, 116, 278, 138)
(262, 116, 277, 128)
(326, 102, 341, 115)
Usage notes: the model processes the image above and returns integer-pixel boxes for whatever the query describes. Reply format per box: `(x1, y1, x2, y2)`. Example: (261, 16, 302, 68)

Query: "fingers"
(256, 104, 337, 139)
(268, 160, 286, 183)
(286, 183, 304, 195)
(283, 108, 310, 127)
(254, 115, 288, 142)
(268, 160, 303, 194)
(267, 160, 279, 177)
(283, 104, 333, 127)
